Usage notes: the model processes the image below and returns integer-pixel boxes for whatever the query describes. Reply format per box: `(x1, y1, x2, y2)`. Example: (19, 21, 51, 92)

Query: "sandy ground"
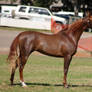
(0, 29, 92, 57)
(0, 30, 21, 54)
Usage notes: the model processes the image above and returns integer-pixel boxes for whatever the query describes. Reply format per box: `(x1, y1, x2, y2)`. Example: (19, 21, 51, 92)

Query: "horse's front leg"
(63, 55, 72, 88)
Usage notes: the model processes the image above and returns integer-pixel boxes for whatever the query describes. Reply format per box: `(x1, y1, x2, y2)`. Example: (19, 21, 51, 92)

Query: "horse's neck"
(67, 19, 87, 44)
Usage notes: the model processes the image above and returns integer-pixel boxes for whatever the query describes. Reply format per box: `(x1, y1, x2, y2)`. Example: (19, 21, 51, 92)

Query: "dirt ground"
(0, 29, 92, 57)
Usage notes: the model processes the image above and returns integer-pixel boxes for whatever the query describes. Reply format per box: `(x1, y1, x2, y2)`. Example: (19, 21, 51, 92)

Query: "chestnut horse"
(7, 14, 92, 88)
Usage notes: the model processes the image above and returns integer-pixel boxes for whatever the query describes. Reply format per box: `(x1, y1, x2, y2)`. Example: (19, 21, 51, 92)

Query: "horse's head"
(84, 12, 92, 28)
(88, 15, 92, 28)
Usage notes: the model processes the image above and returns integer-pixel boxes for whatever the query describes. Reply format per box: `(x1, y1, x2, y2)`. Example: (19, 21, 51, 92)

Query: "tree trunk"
(73, 0, 78, 16)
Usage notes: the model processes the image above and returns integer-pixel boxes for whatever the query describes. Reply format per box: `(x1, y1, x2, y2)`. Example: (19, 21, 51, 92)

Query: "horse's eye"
(88, 20, 90, 23)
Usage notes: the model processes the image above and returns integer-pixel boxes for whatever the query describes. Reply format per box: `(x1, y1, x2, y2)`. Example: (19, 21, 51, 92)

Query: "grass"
(0, 26, 50, 32)
(0, 54, 92, 92)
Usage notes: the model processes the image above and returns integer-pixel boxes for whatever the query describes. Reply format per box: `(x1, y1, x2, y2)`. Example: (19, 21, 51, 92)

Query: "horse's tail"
(7, 35, 20, 70)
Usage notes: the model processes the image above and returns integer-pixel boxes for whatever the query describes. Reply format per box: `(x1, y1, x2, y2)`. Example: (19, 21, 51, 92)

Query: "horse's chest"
(61, 41, 77, 55)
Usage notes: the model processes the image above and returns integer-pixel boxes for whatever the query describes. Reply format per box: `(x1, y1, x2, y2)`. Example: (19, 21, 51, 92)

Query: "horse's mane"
(67, 18, 83, 33)
(70, 18, 82, 28)
(58, 17, 85, 34)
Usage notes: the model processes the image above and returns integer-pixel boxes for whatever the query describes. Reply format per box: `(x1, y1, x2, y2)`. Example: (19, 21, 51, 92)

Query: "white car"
(0, 5, 67, 31)
(14, 5, 67, 31)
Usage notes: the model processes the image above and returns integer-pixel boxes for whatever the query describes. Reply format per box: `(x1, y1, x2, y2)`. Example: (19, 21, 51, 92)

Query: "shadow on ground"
(11, 82, 92, 88)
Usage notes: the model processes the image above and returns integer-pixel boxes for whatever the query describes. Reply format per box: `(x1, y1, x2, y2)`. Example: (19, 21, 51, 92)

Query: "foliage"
(20, 0, 33, 5)
(10, 0, 17, 4)
(33, 0, 55, 8)
(20, 0, 55, 8)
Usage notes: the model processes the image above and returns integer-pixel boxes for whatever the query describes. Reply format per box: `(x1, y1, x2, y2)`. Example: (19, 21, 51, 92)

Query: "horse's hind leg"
(18, 41, 33, 87)
(19, 55, 28, 87)
(10, 59, 18, 85)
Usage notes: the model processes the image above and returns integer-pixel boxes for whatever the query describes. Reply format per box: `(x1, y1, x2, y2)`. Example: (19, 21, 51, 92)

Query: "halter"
(87, 19, 91, 28)
(83, 17, 91, 28)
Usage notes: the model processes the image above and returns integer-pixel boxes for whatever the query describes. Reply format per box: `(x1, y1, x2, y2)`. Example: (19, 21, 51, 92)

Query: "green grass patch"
(0, 54, 92, 92)
(0, 26, 50, 32)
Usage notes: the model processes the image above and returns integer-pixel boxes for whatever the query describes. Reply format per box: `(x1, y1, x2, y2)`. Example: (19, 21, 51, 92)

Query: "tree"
(62, 0, 79, 16)
(10, 0, 17, 4)
(34, 0, 55, 8)
(20, 0, 33, 5)
(62, 0, 73, 11)
(70, 0, 79, 16)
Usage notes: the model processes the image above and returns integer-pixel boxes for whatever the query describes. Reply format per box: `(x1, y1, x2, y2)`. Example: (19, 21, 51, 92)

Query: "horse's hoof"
(63, 83, 69, 88)
(64, 85, 69, 88)
(10, 82, 14, 86)
(21, 82, 27, 88)
(22, 85, 28, 88)
(10, 84, 14, 86)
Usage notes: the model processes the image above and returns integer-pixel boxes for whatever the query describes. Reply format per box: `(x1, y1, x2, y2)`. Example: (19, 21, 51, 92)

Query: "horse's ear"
(86, 11, 91, 17)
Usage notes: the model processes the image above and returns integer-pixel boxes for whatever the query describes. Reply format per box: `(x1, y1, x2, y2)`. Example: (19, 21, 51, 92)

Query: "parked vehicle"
(14, 5, 67, 31)
(53, 14, 70, 24)
(0, 5, 67, 31)
(53, 11, 83, 18)
(53, 11, 83, 25)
